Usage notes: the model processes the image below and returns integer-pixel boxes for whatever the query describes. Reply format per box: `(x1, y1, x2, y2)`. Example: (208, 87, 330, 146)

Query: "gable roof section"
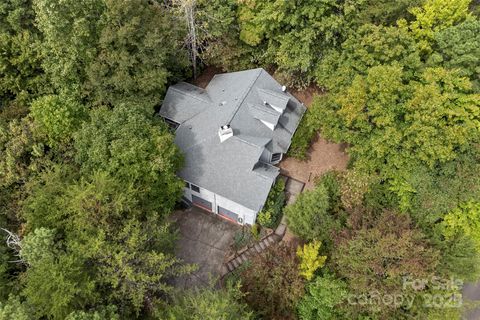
(248, 103, 281, 126)
(257, 88, 289, 112)
(159, 82, 211, 124)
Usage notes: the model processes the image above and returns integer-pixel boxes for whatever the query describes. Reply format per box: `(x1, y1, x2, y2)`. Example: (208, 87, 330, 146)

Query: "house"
(159, 68, 306, 225)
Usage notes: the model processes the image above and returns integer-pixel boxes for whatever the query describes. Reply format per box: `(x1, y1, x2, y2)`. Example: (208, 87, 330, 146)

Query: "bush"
(256, 178, 285, 229)
(297, 241, 327, 281)
(239, 244, 304, 319)
(288, 96, 325, 160)
(285, 183, 339, 243)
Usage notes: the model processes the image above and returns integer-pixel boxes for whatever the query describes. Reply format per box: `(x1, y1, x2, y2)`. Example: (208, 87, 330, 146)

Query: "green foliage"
(407, 0, 471, 52)
(0, 116, 47, 188)
(239, 244, 304, 319)
(0, 0, 46, 109)
(333, 211, 439, 316)
(163, 282, 252, 320)
(316, 23, 422, 91)
(288, 99, 323, 159)
(256, 178, 285, 228)
(33, 0, 104, 94)
(85, 0, 188, 109)
(65, 306, 119, 320)
(30, 94, 87, 147)
(442, 201, 480, 250)
(297, 274, 348, 320)
(296, 241, 326, 281)
(285, 182, 339, 243)
(431, 17, 480, 89)
(0, 295, 31, 320)
(74, 104, 184, 216)
(237, 0, 361, 85)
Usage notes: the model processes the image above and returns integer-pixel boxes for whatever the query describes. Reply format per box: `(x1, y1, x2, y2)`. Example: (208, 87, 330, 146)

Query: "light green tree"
(296, 241, 327, 281)
(297, 274, 348, 320)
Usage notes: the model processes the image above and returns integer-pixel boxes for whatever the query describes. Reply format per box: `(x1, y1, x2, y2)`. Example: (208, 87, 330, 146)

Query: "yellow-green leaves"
(297, 240, 326, 280)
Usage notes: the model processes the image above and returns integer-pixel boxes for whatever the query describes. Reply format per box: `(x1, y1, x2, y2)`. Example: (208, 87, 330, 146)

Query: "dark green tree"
(85, 0, 188, 109)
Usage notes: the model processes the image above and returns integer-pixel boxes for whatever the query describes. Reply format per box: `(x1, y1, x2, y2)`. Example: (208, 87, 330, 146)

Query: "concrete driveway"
(171, 206, 239, 289)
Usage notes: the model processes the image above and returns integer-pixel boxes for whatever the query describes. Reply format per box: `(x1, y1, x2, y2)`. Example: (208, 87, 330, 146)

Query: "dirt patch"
(289, 84, 324, 107)
(191, 66, 223, 89)
(280, 135, 349, 190)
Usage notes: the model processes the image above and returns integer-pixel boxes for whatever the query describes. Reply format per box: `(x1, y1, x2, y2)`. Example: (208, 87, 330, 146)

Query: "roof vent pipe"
(281, 85, 287, 92)
(218, 124, 233, 143)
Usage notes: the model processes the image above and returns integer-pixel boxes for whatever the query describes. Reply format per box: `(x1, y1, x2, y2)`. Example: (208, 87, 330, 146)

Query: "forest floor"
(191, 66, 350, 190)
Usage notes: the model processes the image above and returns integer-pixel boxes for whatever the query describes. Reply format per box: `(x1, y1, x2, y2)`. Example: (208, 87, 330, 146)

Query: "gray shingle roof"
(159, 68, 306, 211)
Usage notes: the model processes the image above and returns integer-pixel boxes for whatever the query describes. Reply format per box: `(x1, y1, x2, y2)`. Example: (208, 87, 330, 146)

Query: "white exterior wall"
(183, 180, 257, 225)
(215, 193, 257, 225)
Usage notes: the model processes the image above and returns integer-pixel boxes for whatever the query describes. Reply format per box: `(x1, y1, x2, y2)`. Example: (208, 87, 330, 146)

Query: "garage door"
(217, 206, 238, 222)
(192, 195, 212, 211)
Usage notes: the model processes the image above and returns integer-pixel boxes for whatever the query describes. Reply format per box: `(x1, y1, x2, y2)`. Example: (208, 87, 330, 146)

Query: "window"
(185, 182, 190, 189)
(164, 118, 179, 130)
(271, 153, 282, 162)
(191, 184, 200, 193)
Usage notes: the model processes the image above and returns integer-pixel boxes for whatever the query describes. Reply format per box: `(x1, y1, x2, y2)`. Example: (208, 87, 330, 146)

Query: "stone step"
(227, 262, 235, 272)
(232, 258, 239, 268)
(254, 244, 262, 253)
(235, 257, 243, 266)
(239, 254, 247, 263)
(266, 236, 275, 244)
(262, 238, 271, 247)
(259, 241, 266, 250)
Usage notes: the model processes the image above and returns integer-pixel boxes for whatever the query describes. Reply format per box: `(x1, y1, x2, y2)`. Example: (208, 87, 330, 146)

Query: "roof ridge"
(171, 84, 211, 104)
(249, 102, 280, 116)
(226, 69, 264, 125)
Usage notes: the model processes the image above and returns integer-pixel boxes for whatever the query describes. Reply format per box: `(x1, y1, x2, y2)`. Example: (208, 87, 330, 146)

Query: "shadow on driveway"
(171, 206, 240, 289)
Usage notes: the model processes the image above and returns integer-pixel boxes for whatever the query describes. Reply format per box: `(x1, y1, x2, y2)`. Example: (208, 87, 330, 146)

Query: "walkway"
(221, 175, 305, 276)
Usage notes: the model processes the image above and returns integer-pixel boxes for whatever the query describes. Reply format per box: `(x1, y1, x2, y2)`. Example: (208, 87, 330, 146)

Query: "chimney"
(218, 124, 233, 142)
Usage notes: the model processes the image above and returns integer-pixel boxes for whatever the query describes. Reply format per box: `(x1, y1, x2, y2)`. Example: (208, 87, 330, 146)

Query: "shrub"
(239, 244, 304, 319)
(297, 241, 327, 281)
(285, 183, 339, 243)
(256, 178, 285, 229)
(288, 96, 327, 160)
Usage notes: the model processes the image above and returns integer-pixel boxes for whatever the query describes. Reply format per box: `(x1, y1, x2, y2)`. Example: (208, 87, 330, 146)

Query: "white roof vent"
(218, 124, 233, 143)
(281, 85, 287, 92)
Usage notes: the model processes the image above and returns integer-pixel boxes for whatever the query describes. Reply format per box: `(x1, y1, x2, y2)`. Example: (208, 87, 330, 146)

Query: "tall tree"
(86, 0, 188, 109)
(0, 0, 46, 115)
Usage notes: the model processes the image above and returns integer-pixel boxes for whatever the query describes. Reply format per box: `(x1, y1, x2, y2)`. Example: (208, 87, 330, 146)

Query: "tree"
(0, 295, 31, 320)
(239, 244, 304, 319)
(297, 274, 348, 320)
(333, 211, 439, 316)
(315, 23, 422, 91)
(0, 0, 46, 112)
(285, 182, 339, 243)
(30, 94, 87, 147)
(432, 17, 480, 89)
(85, 0, 188, 109)
(442, 202, 480, 251)
(163, 282, 253, 320)
(74, 104, 184, 216)
(237, 0, 362, 85)
(407, 0, 471, 52)
(33, 0, 104, 94)
(20, 228, 97, 319)
(297, 241, 327, 281)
